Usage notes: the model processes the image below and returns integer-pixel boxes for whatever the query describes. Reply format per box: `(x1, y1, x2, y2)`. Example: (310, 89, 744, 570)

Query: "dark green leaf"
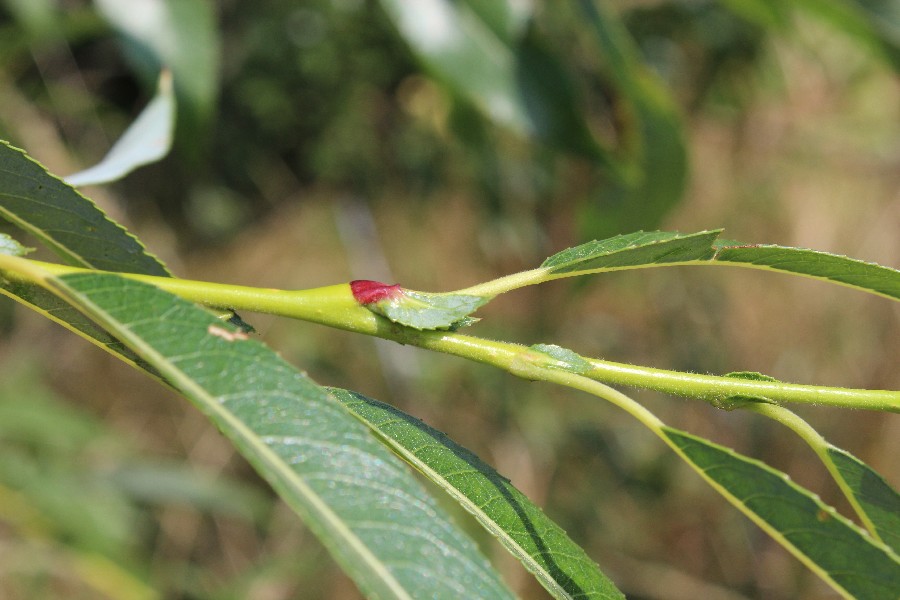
(331, 387, 625, 600)
(664, 427, 900, 600)
(46, 271, 514, 600)
(827, 446, 900, 551)
(0, 141, 169, 275)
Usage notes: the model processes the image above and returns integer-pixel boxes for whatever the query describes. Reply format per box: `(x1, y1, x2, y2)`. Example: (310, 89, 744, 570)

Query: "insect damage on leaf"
(207, 324, 250, 342)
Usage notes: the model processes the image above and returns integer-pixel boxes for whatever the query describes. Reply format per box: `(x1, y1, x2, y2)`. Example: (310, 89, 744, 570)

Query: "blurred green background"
(0, 1, 898, 598)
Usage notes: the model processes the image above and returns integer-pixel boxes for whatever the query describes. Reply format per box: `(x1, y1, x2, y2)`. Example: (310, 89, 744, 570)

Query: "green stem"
(8, 257, 900, 412)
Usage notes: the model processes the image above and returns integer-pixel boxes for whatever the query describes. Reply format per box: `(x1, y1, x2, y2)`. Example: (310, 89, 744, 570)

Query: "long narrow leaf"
(712, 243, 900, 301)
(664, 427, 900, 600)
(330, 387, 625, 600)
(39, 269, 515, 600)
(463, 230, 900, 304)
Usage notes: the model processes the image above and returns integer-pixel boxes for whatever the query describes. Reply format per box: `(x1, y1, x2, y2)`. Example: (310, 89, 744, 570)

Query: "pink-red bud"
(350, 280, 402, 305)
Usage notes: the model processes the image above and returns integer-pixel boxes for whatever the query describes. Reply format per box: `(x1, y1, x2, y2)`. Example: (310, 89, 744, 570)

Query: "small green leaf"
(724, 371, 780, 382)
(65, 70, 175, 187)
(0, 233, 32, 257)
(529, 344, 592, 374)
(712, 371, 779, 410)
(369, 289, 490, 331)
(827, 446, 900, 551)
(331, 387, 625, 600)
(44, 271, 514, 600)
(542, 230, 721, 274)
(0, 141, 169, 275)
(664, 427, 900, 600)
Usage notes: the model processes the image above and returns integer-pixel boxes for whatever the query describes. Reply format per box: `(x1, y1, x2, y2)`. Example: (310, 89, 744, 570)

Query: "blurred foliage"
(0, 0, 898, 598)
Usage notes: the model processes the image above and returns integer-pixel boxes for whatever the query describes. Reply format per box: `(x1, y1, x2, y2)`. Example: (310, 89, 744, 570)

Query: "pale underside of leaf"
(65, 70, 175, 187)
(368, 289, 489, 331)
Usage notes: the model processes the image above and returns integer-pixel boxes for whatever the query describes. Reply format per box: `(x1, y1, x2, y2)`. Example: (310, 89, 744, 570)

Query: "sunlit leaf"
(331, 387, 625, 600)
(0, 141, 168, 275)
(66, 70, 175, 187)
(42, 270, 515, 600)
(664, 427, 900, 600)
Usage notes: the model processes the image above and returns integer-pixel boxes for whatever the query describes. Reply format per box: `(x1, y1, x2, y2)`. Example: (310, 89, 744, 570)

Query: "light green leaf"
(377, 0, 611, 166)
(529, 344, 592, 375)
(827, 446, 900, 551)
(368, 289, 490, 331)
(65, 70, 175, 187)
(664, 427, 900, 600)
(0, 140, 168, 275)
(541, 230, 721, 274)
(330, 387, 625, 600)
(43, 270, 515, 600)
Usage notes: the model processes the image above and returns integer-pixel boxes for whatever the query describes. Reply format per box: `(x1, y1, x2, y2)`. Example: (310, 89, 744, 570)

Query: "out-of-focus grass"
(0, 2, 897, 598)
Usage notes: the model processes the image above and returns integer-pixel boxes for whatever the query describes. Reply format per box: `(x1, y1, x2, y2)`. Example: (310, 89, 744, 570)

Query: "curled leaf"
(0, 233, 32, 257)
